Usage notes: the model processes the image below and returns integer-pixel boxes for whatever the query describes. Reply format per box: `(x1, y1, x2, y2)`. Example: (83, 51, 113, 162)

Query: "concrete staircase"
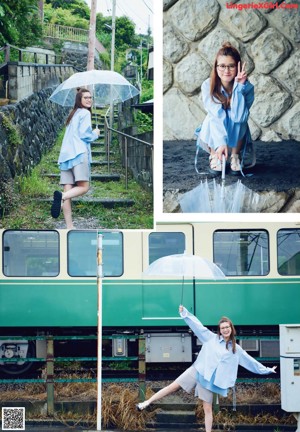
(44, 109, 134, 208)
(147, 393, 201, 430)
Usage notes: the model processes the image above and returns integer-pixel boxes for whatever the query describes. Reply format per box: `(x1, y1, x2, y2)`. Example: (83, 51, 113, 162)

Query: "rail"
(43, 23, 89, 43)
(43, 23, 106, 53)
(0, 334, 146, 416)
(0, 43, 62, 64)
(104, 112, 153, 189)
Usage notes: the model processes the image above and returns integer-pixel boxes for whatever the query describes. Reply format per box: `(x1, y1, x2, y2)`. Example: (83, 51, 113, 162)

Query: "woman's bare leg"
(62, 184, 74, 229)
(203, 401, 213, 432)
(137, 381, 181, 410)
(62, 181, 89, 229)
(62, 181, 89, 200)
(231, 139, 244, 155)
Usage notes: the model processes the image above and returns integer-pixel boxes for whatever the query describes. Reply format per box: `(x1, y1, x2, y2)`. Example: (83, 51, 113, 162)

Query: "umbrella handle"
(221, 154, 226, 181)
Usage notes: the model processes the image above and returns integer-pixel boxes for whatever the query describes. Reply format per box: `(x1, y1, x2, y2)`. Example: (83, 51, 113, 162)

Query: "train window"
(213, 230, 269, 276)
(68, 231, 123, 277)
(3, 230, 59, 277)
(277, 229, 300, 275)
(149, 232, 185, 264)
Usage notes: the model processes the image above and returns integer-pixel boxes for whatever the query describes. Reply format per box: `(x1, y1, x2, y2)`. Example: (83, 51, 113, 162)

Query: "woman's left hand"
(235, 61, 247, 85)
(270, 366, 277, 373)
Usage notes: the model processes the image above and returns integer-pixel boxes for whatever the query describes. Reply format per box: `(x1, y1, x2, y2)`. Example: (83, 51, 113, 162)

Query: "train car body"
(0, 222, 300, 374)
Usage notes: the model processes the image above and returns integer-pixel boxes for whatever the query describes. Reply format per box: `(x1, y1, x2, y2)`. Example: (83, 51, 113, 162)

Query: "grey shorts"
(60, 152, 90, 185)
(175, 365, 213, 404)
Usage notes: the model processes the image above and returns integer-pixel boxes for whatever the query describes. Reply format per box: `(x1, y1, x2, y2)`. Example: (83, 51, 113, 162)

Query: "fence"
(104, 113, 153, 191)
(0, 334, 146, 416)
(43, 23, 89, 43)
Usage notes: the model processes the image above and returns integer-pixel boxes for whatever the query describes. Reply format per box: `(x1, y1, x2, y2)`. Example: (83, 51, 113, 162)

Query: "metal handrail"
(104, 112, 153, 189)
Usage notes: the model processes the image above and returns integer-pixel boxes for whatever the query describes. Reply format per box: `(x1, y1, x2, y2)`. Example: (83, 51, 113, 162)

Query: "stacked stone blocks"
(163, 0, 300, 142)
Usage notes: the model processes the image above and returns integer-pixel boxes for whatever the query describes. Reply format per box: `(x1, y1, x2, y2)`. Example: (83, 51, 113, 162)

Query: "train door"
(141, 223, 195, 322)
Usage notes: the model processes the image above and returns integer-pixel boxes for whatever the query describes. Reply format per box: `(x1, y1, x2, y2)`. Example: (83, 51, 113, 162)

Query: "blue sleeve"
(78, 110, 98, 144)
(238, 346, 274, 375)
(229, 81, 254, 123)
(201, 79, 226, 119)
(180, 307, 215, 343)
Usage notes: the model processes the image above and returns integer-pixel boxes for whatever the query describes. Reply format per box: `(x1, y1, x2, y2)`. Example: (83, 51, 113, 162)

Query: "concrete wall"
(7, 63, 74, 101)
(0, 87, 68, 182)
(163, 0, 300, 142)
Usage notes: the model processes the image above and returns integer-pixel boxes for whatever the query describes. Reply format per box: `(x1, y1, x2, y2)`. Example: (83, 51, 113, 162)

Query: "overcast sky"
(85, 0, 153, 35)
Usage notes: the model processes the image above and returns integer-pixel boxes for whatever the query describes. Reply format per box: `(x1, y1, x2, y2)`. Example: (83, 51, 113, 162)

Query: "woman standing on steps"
(137, 305, 277, 432)
(50, 88, 100, 229)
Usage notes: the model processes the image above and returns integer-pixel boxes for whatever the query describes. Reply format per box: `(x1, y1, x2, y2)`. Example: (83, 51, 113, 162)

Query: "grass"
(0, 123, 153, 229)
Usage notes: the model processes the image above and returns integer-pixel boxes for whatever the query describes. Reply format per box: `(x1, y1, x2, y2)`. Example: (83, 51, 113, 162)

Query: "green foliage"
(43, 3, 89, 29)
(140, 79, 153, 103)
(45, 0, 90, 18)
(0, 0, 43, 47)
(0, 113, 22, 147)
(17, 169, 51, 197)
(134, 111, 153, 134)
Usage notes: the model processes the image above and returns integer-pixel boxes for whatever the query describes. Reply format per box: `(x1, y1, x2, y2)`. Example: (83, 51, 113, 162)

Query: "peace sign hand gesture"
(235, 61, 247, 85)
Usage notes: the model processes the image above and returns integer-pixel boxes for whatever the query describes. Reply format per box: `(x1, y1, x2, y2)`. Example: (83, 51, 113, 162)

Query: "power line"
(117, 1, 150, 30)
(142, 0, 153, 13)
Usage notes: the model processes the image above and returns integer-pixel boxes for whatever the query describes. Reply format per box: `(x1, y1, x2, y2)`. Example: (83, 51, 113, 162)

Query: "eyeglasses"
(220, 325, 231, 330)
(217, 64, 236, 71)
(83, 96, 93, 100)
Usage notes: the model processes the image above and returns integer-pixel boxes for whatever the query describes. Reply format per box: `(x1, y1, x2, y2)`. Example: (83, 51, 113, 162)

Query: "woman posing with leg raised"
(50, 88, 100, 228)
(137, 305, 276, 432)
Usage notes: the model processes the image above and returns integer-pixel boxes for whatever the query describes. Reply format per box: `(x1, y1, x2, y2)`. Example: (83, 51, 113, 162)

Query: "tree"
(0, 0, 43, 47)
(96, 14, 139, 51)
(45, 0, 90, 19)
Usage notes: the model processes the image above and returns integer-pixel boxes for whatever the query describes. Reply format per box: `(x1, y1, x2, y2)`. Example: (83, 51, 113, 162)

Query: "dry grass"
(0, 378, 296, 430)
(221, 382, 281, 404)
(0, 378, 156, 431)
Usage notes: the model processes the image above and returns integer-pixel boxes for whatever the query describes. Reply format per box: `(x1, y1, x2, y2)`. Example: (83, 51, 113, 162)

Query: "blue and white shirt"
(58, 108, 99, 171)
(198, 78, 254, 151)
(180, 307, 274, 392)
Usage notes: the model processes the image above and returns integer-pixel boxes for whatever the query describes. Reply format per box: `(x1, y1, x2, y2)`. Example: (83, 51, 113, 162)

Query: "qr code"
(2, 407, 25, 430)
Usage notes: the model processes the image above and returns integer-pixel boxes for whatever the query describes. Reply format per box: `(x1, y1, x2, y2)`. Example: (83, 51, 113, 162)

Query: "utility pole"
(87, 0, 97, 71)
(109, 0, 116, 147)
(111, 0, 116, 71)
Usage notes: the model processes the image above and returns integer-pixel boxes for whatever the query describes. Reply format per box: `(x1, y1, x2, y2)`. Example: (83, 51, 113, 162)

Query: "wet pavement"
(163, 140, 300, 193)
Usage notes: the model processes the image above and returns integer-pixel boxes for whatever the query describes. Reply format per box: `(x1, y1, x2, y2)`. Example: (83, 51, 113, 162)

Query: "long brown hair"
(217, 316, 237, 353)
(66, 88, 92, 125)
(210, 42, 241, 109)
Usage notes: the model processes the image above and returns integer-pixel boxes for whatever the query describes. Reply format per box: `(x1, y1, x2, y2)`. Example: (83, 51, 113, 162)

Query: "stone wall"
(0, 87, 68, 182)
(61, 42, 103, 72)
(163, 0, 300, 142)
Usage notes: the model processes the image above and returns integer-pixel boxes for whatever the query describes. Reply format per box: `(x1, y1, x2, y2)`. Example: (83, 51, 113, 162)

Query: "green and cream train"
(0, 222, 299, 374)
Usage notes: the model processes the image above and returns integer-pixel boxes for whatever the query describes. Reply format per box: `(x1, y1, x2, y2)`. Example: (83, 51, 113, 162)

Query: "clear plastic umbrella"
(144, 253, 226, 279)
(49, 69, 140, 106)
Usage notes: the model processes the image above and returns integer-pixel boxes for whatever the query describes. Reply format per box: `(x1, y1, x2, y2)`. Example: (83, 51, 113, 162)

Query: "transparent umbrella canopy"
(144, 253, 226, 279)
(49, 69, 140, 107)
(179, 178, 266, 213)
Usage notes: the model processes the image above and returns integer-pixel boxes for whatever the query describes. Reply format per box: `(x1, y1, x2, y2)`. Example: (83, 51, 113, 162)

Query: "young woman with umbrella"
(137, 305, 277, 432)
(50, 88, 100, 228)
